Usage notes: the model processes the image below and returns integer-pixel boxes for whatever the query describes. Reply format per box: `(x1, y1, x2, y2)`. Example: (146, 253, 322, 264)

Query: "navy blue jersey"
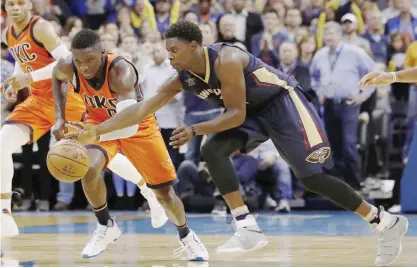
(177, 43, 299, 114)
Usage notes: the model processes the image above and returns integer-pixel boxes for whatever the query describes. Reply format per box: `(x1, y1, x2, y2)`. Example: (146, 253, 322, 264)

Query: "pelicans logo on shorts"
(305, 147, 331, 164)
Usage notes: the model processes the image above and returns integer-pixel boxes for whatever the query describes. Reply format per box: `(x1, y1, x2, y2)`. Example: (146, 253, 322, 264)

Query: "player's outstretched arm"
(51, 55, 74, 140)
(95, 73, 182, 135)
(72, 73, 182, 142)
(169, 48, 247, 148)
(194, 47, 246, 135)
(359, 67, 417, 88)
(97, 60, 142, 141)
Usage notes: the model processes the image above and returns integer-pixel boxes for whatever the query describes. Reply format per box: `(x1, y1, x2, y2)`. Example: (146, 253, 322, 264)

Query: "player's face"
(72, 47, 103, 80)
(5, 0, 32, 23)
(166, 38, 198, 71)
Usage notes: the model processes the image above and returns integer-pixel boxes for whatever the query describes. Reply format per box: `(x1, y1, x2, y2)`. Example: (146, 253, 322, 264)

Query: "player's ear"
(190, 41, 199, 51)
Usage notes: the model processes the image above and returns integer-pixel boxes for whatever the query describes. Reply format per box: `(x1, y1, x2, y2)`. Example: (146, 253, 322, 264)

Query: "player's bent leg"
(266, 87, 408, 265)
(81, 147, 121, 259)
(108, 153, 168, 228)
(0, 124, 31, 238)
(153, 186, 208, 261)
(119, 130, 207, 260)
(200, 130, 268, 253)
(300, 173, 408, 266)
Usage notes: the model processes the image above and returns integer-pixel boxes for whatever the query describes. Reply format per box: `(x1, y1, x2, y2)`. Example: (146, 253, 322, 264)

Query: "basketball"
(46, 139, 90, 183)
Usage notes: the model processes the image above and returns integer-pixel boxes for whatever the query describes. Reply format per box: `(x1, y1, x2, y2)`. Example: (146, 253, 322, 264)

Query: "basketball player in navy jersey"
(66, 21, 408, 266)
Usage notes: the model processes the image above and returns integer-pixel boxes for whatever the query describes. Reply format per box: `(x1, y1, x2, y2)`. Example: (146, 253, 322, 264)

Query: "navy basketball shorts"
(237, 87, 334, 179)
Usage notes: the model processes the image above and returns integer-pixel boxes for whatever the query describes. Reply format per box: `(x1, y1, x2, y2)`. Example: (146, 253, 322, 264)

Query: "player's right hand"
(63, 122, 98, 145)
(52, 119, 68, 141)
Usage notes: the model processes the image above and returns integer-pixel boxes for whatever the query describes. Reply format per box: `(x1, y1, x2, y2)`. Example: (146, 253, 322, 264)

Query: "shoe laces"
(89, 227, 107, 246)
(173, 243, 190, 259)
(173, 235, 205, 259)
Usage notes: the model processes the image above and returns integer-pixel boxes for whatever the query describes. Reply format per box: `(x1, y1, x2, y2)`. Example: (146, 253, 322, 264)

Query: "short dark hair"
(165, 21, 203, 45)
(71, 29, 101, 49)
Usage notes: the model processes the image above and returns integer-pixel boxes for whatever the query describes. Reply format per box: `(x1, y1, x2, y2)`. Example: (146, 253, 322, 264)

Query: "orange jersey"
(73, 52, 155, 132)
(6, 16, 54, 97)
(73, 53, 175, 187)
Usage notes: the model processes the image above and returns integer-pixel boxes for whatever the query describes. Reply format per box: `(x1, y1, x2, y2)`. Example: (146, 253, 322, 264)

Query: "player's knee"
(83, 164, 103, 183)
(200, 142, 214, 160)
(153, 186, 177, 207)
(299, 173, 331, 194)
(201, 139, 228, 160)
(0, 124, 30, 154)
(201, 138, 238, 161)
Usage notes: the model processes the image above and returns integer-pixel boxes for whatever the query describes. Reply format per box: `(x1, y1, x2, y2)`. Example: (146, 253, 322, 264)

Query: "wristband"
(191, 125, 196, 137)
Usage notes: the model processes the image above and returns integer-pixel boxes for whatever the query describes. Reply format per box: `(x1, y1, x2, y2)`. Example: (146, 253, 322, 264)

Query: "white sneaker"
(373, 208, 409, 266)
(1, 210, 19, 237)
(142, 190, 168, 228)
(82, 217, 121, 258)
(276, 199, 291, 213)
(216, 215, 268, 253)
(173, 230, 209, 261)
(264, 196, 277, 209)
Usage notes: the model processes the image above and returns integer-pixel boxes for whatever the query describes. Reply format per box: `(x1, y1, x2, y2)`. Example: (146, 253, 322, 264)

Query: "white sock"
(1, 124, 30, 213)
(107, 153, 151, 194)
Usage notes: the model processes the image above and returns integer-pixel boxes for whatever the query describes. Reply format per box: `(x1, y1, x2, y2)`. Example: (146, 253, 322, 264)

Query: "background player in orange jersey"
(52, 29, 208, 261)
(0, 0, 167, 244)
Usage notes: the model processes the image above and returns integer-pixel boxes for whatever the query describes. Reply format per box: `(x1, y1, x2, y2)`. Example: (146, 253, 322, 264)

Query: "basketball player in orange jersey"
(0, 0, 168, 245)
(51, 29, 208, 260)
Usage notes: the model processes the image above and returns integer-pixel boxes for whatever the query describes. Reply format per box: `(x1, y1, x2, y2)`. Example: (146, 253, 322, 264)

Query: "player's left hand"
(170, 126, 194, 148)
(63, 121, 98, 145)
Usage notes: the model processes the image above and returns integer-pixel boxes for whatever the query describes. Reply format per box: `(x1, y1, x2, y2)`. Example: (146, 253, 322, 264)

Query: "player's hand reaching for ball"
(358, 71, 395, 88)
(170, 125, 194, 148)
(63, 122, 98, 145)
(52, 119, 68, 141)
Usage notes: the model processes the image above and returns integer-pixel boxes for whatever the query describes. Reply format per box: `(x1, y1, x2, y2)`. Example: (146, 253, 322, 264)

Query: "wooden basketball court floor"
(1, 211, 416, 267)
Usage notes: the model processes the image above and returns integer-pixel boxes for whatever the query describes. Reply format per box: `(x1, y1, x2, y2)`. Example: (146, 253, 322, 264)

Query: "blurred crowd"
(1, 0, 416, 214)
